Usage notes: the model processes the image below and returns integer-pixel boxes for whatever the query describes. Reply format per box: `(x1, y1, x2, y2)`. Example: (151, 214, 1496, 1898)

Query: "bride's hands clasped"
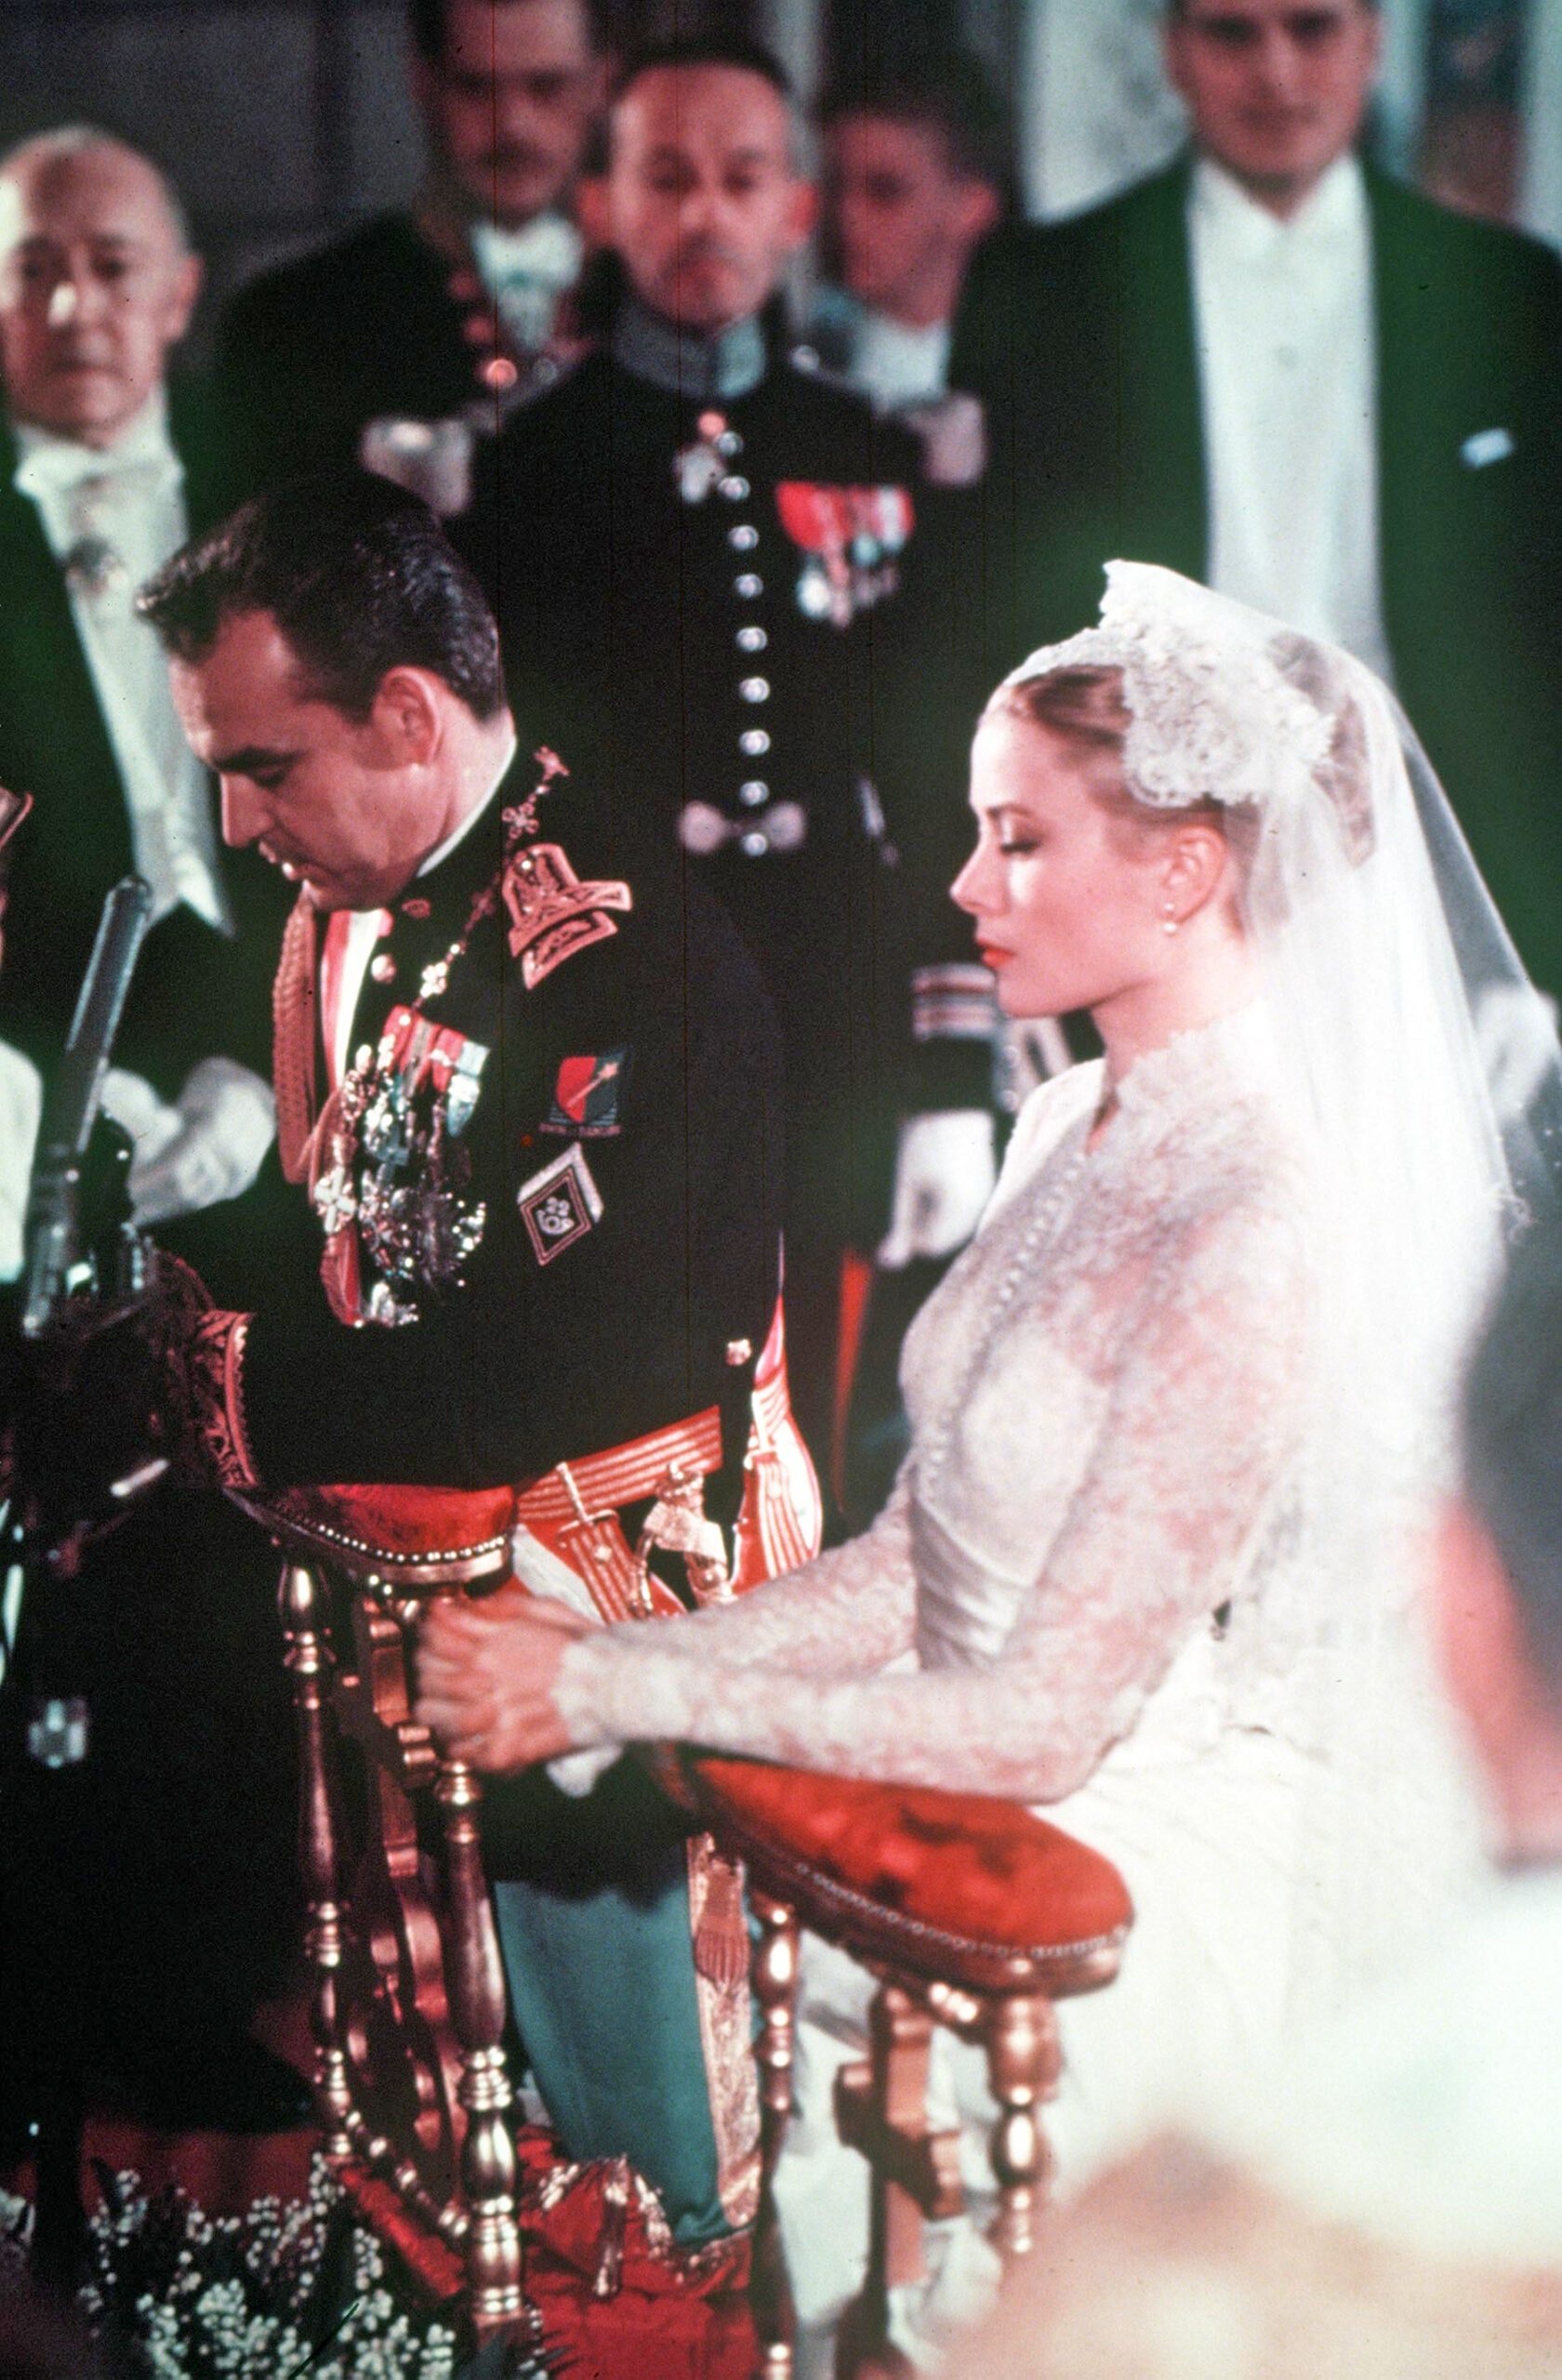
(415, 1584, 592, 1772)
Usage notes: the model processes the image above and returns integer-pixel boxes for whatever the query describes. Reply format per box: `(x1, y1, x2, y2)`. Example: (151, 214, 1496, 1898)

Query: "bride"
(417, 564, 1551, 2248)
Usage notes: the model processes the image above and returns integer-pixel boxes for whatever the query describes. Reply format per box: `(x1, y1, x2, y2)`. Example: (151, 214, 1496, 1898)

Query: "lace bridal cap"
(1002, 562, 1562, 1468)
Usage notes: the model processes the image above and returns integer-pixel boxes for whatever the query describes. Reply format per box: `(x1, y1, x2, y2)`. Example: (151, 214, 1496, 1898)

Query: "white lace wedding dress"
(555, 1004, 1485, 2334)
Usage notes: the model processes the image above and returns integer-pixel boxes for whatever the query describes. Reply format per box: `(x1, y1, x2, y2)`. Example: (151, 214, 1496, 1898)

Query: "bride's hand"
(415, 1584, 593, 1773)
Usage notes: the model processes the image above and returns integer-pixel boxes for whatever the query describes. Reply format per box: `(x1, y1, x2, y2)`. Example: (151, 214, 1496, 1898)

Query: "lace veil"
(1002, 562, 1559, 1453)
(1002, 563, 1562, 1979)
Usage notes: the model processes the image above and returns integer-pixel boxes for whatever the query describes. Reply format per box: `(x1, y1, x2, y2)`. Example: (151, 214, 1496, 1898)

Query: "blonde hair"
(988, 662, 1261, 906)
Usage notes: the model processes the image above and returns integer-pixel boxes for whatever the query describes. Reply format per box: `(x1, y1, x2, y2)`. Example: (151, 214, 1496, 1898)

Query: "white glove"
(877, 1109, 997, 1270)
(0, 1038, 42, 1281)
(106, 1056, 276, 1226)
(360, 415, 474, 519)
(903, 391, 986, 488)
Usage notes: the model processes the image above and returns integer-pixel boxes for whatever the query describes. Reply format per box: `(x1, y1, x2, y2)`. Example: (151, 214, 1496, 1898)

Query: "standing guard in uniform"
(129, 474, 803, 2249)
(463, 38, 999, 1500)
(217, 0, 606, 508)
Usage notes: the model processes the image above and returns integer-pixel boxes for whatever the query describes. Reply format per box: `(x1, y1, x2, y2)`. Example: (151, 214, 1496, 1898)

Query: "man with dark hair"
(467, 38, 998, 1502)
(809, 51, 1007, 417)
(132, 471, 790, 2246)
(217, 0, 604, 500)
(951, 0, 1562, 993)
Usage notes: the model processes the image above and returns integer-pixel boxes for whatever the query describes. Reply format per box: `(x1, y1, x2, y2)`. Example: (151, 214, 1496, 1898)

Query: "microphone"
(21, 875, 152, 1339)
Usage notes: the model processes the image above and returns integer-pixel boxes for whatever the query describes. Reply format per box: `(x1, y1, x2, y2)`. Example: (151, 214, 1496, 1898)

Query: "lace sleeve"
(554, 1472, 918, 1729)
(554, 1197, 1310, 1799)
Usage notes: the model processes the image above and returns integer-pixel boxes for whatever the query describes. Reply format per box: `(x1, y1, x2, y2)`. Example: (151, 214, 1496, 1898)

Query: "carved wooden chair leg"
(982, 1991, 1059, 2267)
(279, 1559, 353, 2158)
(434, 1752, 523, 2337)
(834, 1982, 964, 2380)
(750, 1891, 801, 2379)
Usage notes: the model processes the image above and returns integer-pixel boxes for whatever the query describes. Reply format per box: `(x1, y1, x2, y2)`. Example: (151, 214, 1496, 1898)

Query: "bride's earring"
(1160, 903, 1180, 937)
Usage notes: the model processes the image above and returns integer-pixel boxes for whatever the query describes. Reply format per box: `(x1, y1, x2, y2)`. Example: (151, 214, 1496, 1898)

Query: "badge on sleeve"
(543, 1047, 630, 1137)
(518, 1143, 604, 1264)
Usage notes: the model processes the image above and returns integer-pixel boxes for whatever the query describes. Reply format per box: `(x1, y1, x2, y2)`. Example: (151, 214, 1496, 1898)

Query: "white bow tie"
(470, 212, 583, 298)
(14, 425, 182, 509)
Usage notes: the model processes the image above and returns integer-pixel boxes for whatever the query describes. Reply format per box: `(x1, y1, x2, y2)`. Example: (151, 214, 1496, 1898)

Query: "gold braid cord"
(686, 1833, 761, 2230)
(165, 1304, 258, 1490)
(273, 890, 320, 1184)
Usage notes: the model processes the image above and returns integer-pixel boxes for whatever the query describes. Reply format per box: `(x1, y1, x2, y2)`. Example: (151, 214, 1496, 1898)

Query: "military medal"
(775, 482, 914, 627)
(675, 409, 745, 504)
(314, 746, 622, 1323)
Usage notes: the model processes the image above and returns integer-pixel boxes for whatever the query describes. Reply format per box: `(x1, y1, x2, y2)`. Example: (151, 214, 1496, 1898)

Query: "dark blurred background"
(0, 0, 1551, 361)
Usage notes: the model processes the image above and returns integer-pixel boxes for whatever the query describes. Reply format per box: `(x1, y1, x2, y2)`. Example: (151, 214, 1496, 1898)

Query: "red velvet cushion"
(232, 1480, 516, 1580)
(691, 1757, 1132, 1970)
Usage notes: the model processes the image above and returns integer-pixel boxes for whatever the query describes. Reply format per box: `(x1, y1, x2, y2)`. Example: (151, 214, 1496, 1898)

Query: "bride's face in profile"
(953, 705, 1196, 1020)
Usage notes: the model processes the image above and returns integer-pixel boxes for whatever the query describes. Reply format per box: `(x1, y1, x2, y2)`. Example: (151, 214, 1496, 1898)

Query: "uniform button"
(369, 954, 396, 984)
(735, 572, 763, 600)
(719, 474, 750, 501)
(740, 727, 772, 757)
(738, 779, 769, 806)
(728, 523, 760, 552)
(736, 625, 768, 652)
(678, 800, 729, 855)
(741, 829, 769, 857)
(716, 430, 744, 458)
(738, 676, 771, 703)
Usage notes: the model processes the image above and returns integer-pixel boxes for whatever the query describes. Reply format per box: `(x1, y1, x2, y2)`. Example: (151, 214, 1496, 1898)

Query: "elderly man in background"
(0, 127, 305, 2156)
(0, 126, 278, 1223)
(953, 0, 1562, 996)
(218, 0, 605, 500)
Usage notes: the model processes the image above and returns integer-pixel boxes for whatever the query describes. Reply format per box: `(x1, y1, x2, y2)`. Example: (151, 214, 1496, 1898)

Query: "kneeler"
(226, 1289, 1132, 2370)
(658, 1753, 1133, 2380)
(225, 1302, 821, 2348)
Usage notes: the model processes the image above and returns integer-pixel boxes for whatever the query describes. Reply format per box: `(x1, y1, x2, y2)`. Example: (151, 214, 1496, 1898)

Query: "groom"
(128, 472, 788, 2242)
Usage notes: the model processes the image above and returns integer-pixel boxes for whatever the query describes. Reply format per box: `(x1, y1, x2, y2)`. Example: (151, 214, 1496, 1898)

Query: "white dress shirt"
(851, 309, 952, 412)
(13, 390, 231, 932)
(470, 210, 584, 355)
(1189, 152, 1394, 679)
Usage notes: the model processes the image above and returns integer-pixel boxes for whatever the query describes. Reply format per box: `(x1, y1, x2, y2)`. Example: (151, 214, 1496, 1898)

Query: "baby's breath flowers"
(74, 2155, 549, 2378)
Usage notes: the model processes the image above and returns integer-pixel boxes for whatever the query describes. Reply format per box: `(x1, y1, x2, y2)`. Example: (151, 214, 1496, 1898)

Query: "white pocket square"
(1461, 427, 1515, 469)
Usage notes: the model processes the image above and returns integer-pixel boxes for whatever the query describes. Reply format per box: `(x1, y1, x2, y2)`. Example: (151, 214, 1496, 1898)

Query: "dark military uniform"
(215, 215, 584, 505)
(216, 218, 483, 493)
(232, 754, 781, 1494)
(195, 752, 785, 2242)
(460, 306, 990, 1485)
